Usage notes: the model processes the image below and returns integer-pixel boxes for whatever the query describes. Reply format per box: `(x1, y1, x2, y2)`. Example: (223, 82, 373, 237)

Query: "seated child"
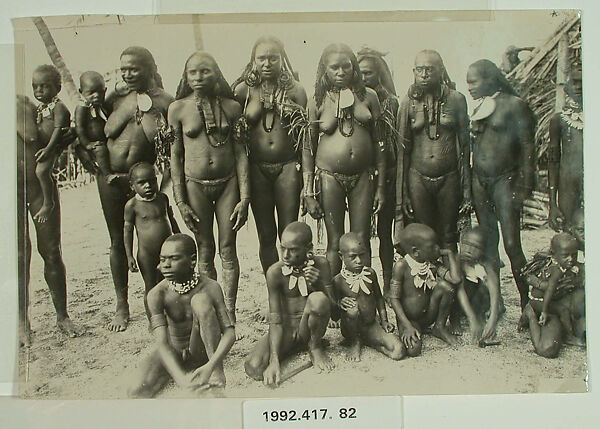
(388, 223, 462, 356)
(31, 65, 71, 223)
(124, 162, 180, 322)
(454, 227, 502, 346)
(128, 234, 235, 397)
(333, 232, 405, 362)
(523, 232, 585, 351)
(74, 71, 116, 182)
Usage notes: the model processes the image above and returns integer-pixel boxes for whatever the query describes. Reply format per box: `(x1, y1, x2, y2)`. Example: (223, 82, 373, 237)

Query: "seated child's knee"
(538, 341, 561, 359)
(244, 356, 265, 381)
(345, 306, 360, 319)
(307, 292, 330, 315)
(437, 280, 455, 295)
(390, 342, 406, 360)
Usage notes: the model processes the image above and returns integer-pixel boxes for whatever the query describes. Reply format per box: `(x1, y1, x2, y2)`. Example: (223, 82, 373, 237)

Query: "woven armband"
(388, 279, 403, 299)
(269, 312, 282, 324)
(149, 314, 168, 330)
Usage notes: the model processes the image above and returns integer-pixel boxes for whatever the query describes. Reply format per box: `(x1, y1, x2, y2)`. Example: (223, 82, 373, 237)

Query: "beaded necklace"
(168, 271, 200, 295)
(35, 96, 60, 124)
(194, 93, 230, 147)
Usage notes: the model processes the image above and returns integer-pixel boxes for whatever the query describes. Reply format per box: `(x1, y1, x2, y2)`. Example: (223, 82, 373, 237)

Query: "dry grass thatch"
(508, 13, 581, 167)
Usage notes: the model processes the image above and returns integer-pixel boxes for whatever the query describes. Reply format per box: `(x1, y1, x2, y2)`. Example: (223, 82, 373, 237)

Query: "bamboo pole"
(555, 33, 570, 112)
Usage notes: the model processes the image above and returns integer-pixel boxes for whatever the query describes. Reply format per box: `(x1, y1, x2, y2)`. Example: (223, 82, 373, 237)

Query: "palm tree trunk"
(192, 15, 204, 51)
(32, 16, 80, 104)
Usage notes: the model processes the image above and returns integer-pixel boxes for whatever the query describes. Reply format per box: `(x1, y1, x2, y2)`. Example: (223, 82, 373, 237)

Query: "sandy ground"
(18, 182, 587, 399)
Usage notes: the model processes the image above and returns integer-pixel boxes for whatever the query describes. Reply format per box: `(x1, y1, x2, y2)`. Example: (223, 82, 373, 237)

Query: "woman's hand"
(177, 202, 201, 234)
(373, 187, 385, 214)
(35, 147, 52, 163)
(402, 195, 414, 219)
(303, 196, 324, 219)
(230, 199, 250, 231)
(549, 204, 565, 232)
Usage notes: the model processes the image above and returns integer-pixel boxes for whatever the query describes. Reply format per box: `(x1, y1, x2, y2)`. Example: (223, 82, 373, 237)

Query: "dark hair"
(128, 161, 156, 182)
(551, 232, 578, 252)
(120, 46, 164, 89)
(283, 221, 313, 246)
(163, 233, 197, 257)
(231, 35, 298, 91)
(314, 43, 366, 108)
(79, 71, 105, 88)
(357, 47, 396, 96)
(414, 50, 455, 90)
(399, 223, 437, 254)
(175, 51, 234, 100)
(33, 64, 61, 89)
(469, 59, 519, 96)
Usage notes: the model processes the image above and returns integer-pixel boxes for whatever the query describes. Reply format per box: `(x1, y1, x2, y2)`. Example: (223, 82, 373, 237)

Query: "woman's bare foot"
(57, 317, 83, 338)
(33, 202, 54, 223)
(107, 304, 130, 332)
(19, 322, 32, 347)
(309, 346, 334, 372)
(228, 310, 244, 340)
(431, 324, 459, 345)
(345, 340, 361, 362)
(209, 366, 227, 388)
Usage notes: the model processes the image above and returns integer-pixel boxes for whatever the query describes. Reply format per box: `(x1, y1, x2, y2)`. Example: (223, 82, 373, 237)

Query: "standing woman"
(232, 36, 308, 274)
(466, 59, 535, 309)
(102, 46, 173, 332)
(357, 48, 399, 295)
(169, 51, 249, 327)
(397, 50, 471, 252)
(303, 43, 385, 277)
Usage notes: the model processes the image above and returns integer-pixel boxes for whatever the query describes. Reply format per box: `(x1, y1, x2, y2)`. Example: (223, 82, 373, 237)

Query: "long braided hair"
(175, 51, 234, 100)
(469, 59, 519, 97)
(120, 46, 164, 89)
(231, 36, 298, 91)
(356, 47, 396, 96)
(314, 43, 366, 108)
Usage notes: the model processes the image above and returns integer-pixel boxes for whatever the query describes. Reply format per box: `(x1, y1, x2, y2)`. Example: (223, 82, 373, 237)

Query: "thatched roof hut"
(508, 13, 581, 168)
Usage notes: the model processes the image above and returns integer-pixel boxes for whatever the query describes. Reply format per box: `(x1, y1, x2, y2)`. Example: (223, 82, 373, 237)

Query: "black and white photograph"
(13, 10, 587, 400)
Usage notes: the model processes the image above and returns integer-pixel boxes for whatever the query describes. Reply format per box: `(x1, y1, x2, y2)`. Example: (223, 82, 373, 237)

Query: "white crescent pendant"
(137, 93, 153, 112)
(471, 94, 498, 121)
(338, 88, 355, 109)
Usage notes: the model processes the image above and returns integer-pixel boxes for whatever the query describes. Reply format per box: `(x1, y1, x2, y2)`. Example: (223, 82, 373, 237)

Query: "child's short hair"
(399, 223, 436, 254)
(163, 233, 197, 257)
(34, 65, 62, 88)
(79, 70, 105, 88)
(128, 161, 156, 182)
(551, 232, 578, 252)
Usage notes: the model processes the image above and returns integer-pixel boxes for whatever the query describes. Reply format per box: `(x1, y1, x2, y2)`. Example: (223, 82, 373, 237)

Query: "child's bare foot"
(33, 202, 54, 223)
(310, 346, 334, 372)
(107, 305, 130, 332)
(431, 324, 459, 345)
(328, 319, 340, 328)
(345, 340, 361, 362)
(565, 335, 586, 347)
(105, 173, 119, 185)
(57, 317, 83, 338)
